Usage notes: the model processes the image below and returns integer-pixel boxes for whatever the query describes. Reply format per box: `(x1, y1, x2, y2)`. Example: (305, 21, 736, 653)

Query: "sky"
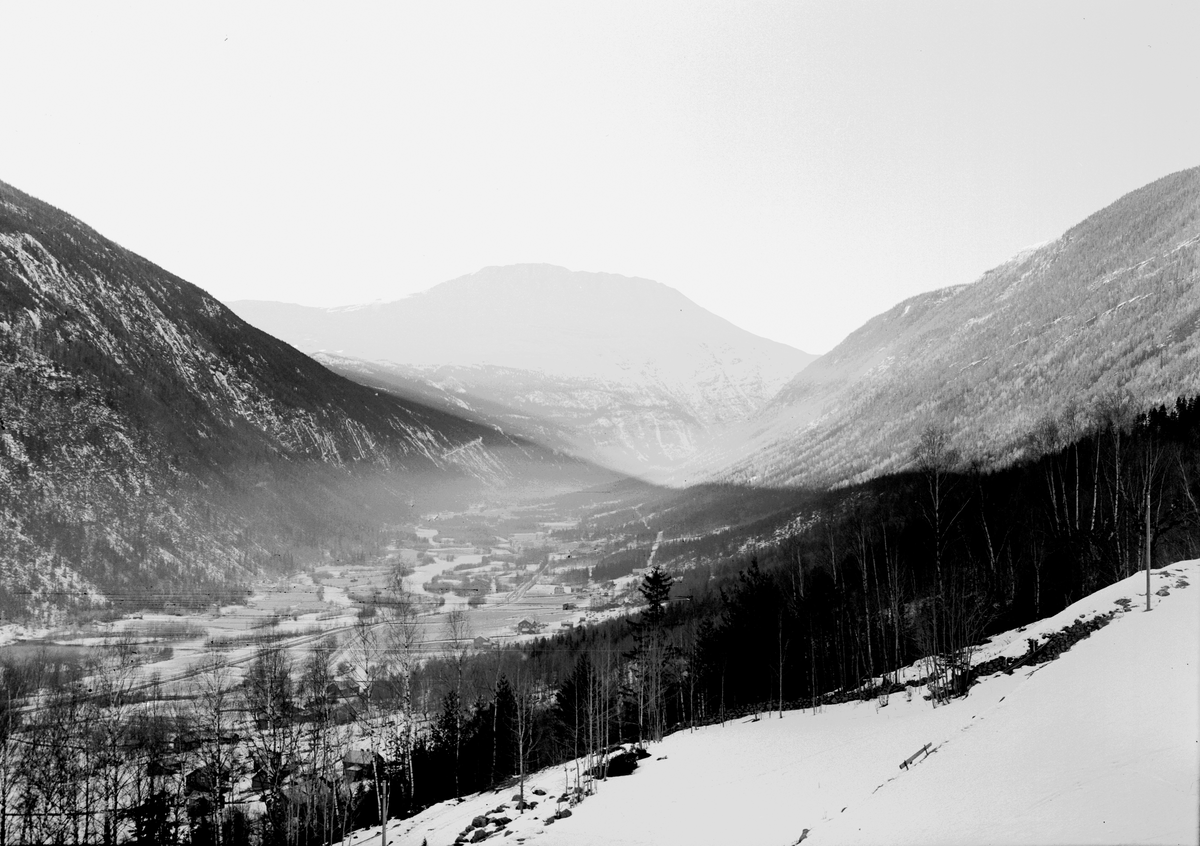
(2, 2, 1198, 354)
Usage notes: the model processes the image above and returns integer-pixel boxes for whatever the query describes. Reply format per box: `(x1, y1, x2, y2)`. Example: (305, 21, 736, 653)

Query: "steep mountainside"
(717, 166, 1200, 487)
(0, 181, 606, 617)
(229, 264, 815, 478)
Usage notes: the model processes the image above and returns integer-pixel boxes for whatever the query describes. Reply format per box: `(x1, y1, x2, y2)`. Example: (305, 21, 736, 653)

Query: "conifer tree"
(639, 565, 673, 624)
(636, 565, 674, 741)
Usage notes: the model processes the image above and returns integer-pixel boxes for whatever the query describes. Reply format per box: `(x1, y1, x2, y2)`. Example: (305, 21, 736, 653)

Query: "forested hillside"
(715, 166, 1200, 487)
(460, 396, 1200, 754)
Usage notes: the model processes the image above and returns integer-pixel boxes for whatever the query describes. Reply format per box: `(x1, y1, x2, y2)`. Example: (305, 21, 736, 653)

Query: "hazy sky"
(2, 2, 1197, 353)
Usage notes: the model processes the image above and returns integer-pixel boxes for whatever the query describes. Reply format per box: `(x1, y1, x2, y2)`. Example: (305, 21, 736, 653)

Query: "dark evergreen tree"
(639, 565, 674, 626)
(631, 565, 676, 741)
(492, 675, 519, 783)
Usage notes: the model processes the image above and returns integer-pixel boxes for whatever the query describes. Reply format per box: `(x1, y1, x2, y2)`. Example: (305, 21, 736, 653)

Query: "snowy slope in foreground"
(339, 562, 1200, 846)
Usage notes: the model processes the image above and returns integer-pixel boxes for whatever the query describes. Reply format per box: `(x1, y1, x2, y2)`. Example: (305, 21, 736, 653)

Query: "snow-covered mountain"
(710, 165, 1200, 487)
(334, 560, 1200, 846)
(229, 264, 816, 478)
(0, 181, 609, 616)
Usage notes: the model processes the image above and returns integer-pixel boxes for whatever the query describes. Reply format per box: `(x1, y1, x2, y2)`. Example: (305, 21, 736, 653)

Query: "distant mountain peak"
(230, 265, 817, 479)
(232, 263, 811, 375)
(418, 263, 688, 310)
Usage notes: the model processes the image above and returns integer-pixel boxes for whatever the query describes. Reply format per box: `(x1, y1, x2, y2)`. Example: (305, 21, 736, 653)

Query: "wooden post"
(900, 742, 932, 770)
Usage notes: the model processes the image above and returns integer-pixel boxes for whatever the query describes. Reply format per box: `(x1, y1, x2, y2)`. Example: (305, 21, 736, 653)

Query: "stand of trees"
(1, 396, 1198, 844)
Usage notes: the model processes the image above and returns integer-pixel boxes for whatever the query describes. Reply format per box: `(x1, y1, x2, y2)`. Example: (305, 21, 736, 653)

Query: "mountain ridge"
(0, 180, 608, 616)
(713, 165, 1200, 487)
(230, 263, 814, 394)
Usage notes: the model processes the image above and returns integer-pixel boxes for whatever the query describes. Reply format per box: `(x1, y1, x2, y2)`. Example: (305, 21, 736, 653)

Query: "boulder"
(606, 750, 640, 777)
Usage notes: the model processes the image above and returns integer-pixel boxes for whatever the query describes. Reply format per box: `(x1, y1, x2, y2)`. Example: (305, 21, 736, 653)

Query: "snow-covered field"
(336, 561, 1200, 846)
(0, 622, 50, 648)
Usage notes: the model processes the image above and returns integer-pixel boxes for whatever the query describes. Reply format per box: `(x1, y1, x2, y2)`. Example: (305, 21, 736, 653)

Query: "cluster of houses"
(516, 619, 545, 635)
(474, 619, 547, 642)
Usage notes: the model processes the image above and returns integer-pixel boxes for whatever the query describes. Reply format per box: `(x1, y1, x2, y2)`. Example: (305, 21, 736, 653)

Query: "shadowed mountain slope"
(0, 181, 608, 616)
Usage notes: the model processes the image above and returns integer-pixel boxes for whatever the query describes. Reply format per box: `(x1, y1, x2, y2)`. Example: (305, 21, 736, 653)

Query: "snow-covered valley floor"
(338, 561, 1200, 846)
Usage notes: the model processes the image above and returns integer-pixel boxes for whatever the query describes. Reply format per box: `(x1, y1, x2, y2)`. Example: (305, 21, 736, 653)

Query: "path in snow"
(646, 530, 664, 568)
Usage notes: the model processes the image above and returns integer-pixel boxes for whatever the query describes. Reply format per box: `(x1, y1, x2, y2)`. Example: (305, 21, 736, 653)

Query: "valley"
(2, 165, 1199, 846)
(4, 3, 1199, 843)
(0, 497, 666, 694)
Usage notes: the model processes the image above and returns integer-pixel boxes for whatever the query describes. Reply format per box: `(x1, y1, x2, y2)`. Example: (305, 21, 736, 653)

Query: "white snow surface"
(0, 623, 51, 647)
(336, 561, 1200, 846)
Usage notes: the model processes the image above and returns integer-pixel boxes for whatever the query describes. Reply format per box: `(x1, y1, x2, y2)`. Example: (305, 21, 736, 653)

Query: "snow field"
(808, 562, 1200, 846)
(338, 561, 1200, 846)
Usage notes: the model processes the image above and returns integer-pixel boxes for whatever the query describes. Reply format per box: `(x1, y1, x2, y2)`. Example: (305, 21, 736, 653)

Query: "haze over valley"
(2, 5, 1198, 845)
(230, 264, 816, 480)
